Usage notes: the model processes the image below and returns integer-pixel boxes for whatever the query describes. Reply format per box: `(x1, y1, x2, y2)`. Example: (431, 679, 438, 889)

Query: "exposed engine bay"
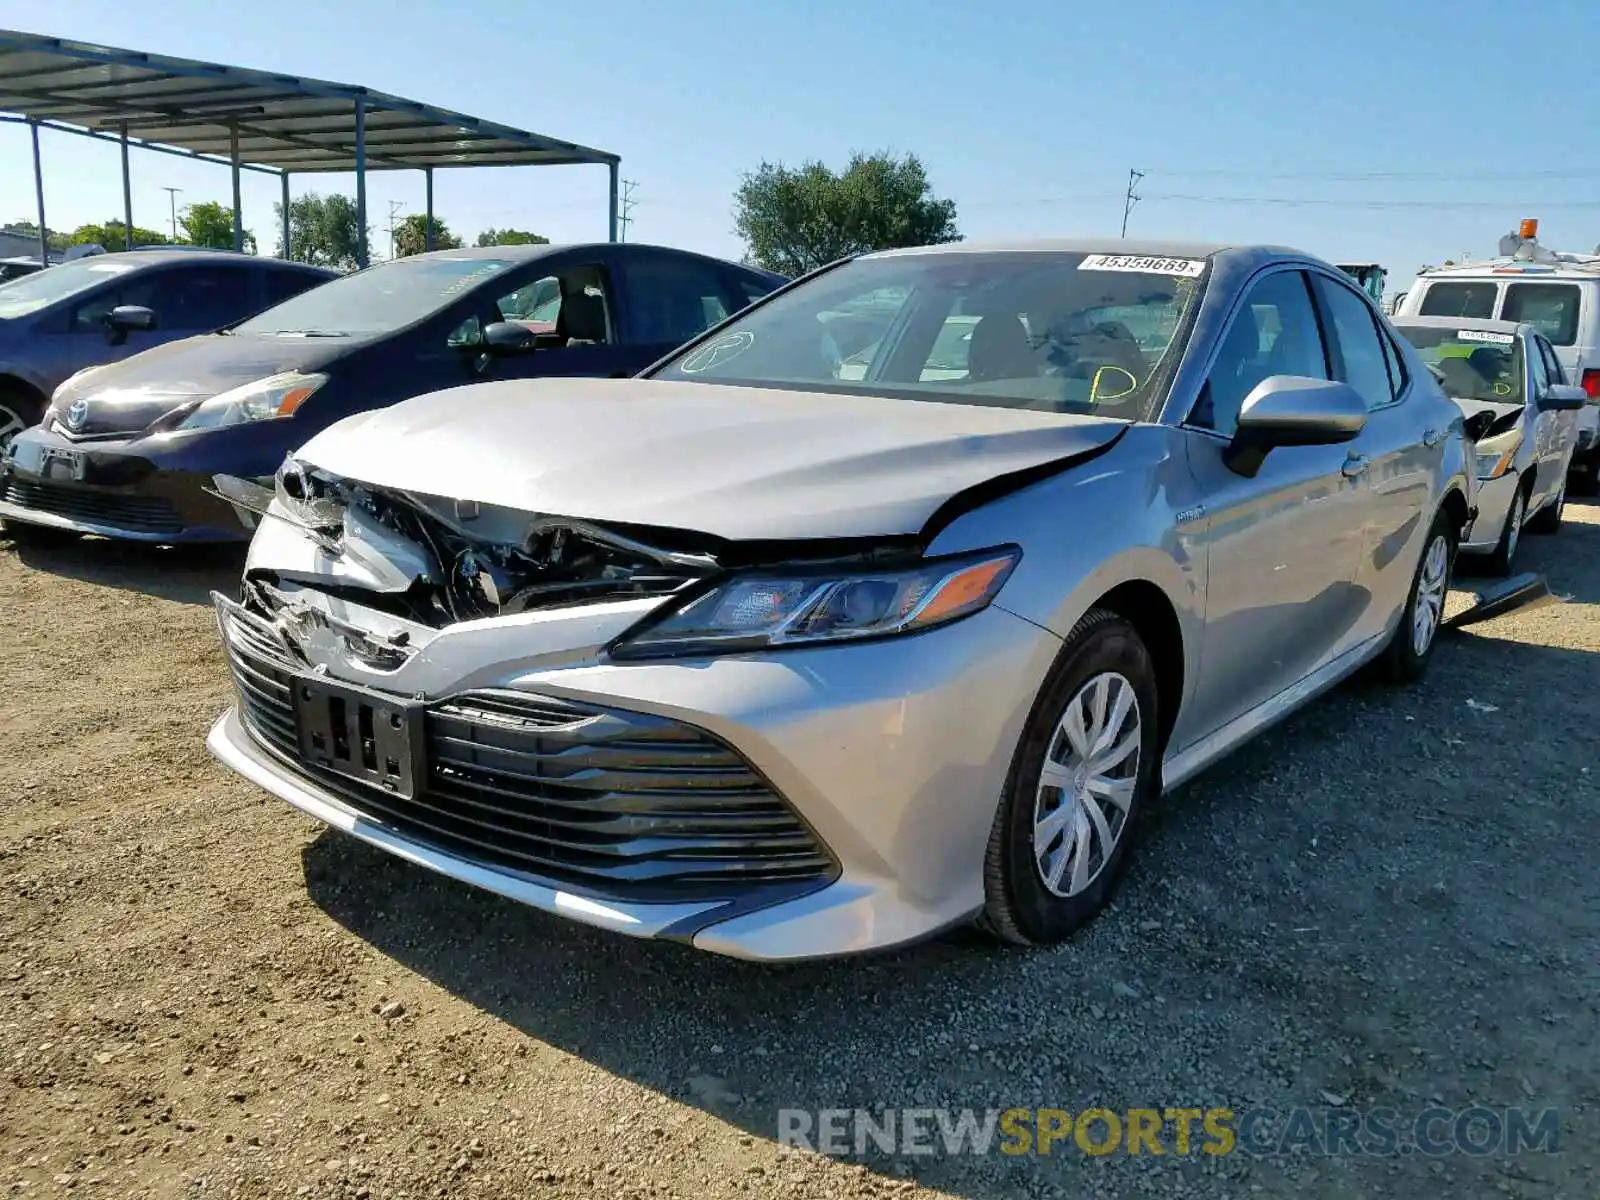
(240, 459, 725, 628)
(229, 460, 924, 633)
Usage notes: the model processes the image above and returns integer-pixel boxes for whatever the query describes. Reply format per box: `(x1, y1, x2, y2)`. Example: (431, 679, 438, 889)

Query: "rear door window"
(1501, 283, 1581, 346)
(1419, 282, 1498, 320)
(624, 254, 743, 346)
(262, 267, 327, 307)
(1314, 276, 1397, 410)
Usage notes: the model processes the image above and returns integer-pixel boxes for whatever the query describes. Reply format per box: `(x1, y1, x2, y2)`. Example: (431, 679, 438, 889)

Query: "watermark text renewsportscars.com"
(777, 1106, 1560, 1159)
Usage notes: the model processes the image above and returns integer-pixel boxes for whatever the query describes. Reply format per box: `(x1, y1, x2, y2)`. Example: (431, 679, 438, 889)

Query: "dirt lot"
(1, 500, 1597, 1200)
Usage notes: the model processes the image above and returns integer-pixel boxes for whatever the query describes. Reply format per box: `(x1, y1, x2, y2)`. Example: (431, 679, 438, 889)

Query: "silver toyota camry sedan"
(206, 240, 1478, 960)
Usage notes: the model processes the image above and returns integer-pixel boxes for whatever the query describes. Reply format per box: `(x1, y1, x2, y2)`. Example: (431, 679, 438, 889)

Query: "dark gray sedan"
(0, 250, 336, 447)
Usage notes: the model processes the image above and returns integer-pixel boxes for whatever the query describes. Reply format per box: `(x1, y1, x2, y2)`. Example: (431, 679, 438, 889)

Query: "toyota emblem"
(64, 398, 90, 431)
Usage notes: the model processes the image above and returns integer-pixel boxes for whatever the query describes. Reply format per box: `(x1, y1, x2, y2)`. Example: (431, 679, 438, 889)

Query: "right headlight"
(609, 547, 1021, 660)
(177, 371, 328, 431)
(1474, 429, 1523, 480)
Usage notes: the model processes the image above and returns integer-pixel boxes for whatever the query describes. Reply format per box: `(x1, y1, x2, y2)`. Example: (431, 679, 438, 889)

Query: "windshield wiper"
(268, 329, 350, 338)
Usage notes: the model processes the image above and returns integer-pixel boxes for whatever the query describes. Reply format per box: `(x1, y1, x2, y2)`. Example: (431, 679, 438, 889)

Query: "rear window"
(1501, 282, 1581, 346)
(1418, 282, 1497, 320)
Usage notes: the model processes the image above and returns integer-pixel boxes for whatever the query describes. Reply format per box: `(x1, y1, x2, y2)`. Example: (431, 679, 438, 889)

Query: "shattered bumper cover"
(207, 579, 1061, 960)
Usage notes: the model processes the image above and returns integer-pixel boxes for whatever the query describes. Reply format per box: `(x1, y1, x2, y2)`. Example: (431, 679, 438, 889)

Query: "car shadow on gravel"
(3, 534, 244, 605)
(301, 622, 1600, 1197)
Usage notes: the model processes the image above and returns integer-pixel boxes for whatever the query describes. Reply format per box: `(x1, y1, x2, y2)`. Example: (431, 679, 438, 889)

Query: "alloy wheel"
(1032, 671, 1142, 898)
(1506, 492, 1524, 560)
(1412, 532, 1449, 656)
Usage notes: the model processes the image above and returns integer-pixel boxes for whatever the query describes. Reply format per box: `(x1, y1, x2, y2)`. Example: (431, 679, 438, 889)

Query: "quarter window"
(1537, 336, 1566, 384)
(1502, 283, 1581, 346)
(1315, 278, 1395, 411)
(1191, 270, 1327, 437)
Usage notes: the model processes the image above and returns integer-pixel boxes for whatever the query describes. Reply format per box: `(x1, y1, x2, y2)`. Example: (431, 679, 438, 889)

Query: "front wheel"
(1483, 482, 1526, 577)
(1571, 450, 1600, 498)
(979, 609, 1161, 945)
(1375, 508, 1455, 683)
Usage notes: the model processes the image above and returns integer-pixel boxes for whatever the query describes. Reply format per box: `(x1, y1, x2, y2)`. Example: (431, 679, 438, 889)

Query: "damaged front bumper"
(208, 574, 1061, 961)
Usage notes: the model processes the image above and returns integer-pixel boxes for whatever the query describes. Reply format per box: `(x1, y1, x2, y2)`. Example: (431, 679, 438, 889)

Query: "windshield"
(649, 251, 1209, 419)
(1395, 325, 1524, 405)
(233, 255, 519, 336)
(0, 258, 137, 319)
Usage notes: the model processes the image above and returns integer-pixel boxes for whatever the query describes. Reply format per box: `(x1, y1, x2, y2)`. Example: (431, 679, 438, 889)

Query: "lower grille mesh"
(218, 604, 834, 900)
(3, 479, 181, 535)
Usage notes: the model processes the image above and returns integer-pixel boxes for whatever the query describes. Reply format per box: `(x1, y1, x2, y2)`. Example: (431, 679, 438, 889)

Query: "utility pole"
(617, 179, 638, 242)
(1120, 169, 1144, 238)
(386, 199, 405, 260)
(162, 187, 182, 241)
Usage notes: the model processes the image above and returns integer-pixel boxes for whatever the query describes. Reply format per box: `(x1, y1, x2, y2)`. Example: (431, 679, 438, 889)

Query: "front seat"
(557, 287, 609, 346)
(966, 313, 1036, 382)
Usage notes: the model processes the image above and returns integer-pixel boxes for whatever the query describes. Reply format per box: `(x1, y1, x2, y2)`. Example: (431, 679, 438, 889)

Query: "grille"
(218, 605, 834, 901)
(3, 479, 181, 535)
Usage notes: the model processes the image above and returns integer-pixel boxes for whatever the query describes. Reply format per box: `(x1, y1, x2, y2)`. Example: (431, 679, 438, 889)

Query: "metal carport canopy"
(0, 28, 621, 268)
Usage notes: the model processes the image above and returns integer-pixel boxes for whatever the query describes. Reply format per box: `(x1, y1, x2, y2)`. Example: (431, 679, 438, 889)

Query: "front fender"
(923, 426, 1204, 731)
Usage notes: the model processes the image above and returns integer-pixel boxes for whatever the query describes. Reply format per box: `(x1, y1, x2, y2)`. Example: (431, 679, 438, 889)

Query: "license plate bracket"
(292, 674, 421, 799)
(41, 447, 86, 482)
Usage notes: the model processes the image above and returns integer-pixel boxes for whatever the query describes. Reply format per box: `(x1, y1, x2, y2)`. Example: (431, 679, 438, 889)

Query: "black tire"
(1376, 507, 1456, 684)
(1483, 479, 1526, 577)
(978, 609, 1161, 945)
(0, 386, 43, 453)
(1527, 479, 1565, 535)
(1571, 450, 1600, 498)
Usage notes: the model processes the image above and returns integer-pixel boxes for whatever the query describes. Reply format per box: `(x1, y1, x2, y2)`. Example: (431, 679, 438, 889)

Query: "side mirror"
(482, 320, 538, 355)
(1537, 383, 1588, 412)
(104, 305, 156, 345)
(1223, 376, 1368, 478)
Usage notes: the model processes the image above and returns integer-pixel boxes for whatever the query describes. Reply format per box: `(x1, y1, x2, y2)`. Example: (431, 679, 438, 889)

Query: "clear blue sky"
(4, 0, 1600, 290)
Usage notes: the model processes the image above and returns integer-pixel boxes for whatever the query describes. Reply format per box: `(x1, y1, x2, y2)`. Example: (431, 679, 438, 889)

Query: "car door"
(616, 250, 756, 368)
(67, 263, 255, 371)
(1533, 334, 1579, 481)
(453, 256, 637, 380)
(1521, 333, 1557, 506)
(1308, 272, 1439, 635)
(1179, 267, 1369, 735)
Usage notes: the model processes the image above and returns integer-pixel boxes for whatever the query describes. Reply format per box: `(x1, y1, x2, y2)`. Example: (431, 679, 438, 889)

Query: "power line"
(1141, 193, 1600, 211)
(1121, 169, 1144, 237)
(1142, 166, 1600, 182)
(386, 199, 405, 260)
(618, 179, 638, 242)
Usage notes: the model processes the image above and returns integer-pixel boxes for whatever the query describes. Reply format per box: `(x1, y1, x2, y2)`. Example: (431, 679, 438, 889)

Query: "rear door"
(1310, 270, 1439, 637)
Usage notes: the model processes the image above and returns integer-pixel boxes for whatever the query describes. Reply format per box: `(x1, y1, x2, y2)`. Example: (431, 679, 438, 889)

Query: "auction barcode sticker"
(1079, 254, 1207, 278)
(1456, 329, 1515, 344)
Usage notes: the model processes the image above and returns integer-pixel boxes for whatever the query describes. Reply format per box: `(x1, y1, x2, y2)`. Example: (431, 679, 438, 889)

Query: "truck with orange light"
(1393, 219, 1600, 494)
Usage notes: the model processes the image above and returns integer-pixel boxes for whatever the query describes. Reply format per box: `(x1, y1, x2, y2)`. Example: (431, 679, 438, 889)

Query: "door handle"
(1341, 454, 1371, 479)
(1422, 427, 1444, 448)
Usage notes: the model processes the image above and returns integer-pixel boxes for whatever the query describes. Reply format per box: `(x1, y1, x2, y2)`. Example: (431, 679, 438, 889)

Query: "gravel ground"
(1, 499, 1597, 1200)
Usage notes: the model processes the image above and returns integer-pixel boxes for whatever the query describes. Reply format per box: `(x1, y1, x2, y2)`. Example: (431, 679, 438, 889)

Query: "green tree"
(273, 191, 369, 269)
(475, 227, 549, 247)
(67, 220, 171, 253)
(3, 220, 70, 251)
(733, 151, 960, 276)
(180, 201, 256, 252)
(394, 213, 463, 257)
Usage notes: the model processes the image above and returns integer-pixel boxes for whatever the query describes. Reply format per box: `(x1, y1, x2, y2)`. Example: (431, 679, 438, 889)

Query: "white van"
(1393, 221, 1600, 493)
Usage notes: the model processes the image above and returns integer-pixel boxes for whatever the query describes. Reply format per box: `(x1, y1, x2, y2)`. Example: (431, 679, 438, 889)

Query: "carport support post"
(30, 120, 47, 268)
(120, 123, 135, 250)
(424, 167, 434, 251)
(230, 123, 243, 252)
(608, 160, 619, 243)
(280, 172, 291, 260)
(354, 98, 369, 268)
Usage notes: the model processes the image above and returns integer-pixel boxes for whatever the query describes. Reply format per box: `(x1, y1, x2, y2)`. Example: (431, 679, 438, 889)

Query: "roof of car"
(865, 238, 1239, 259)
(73, 249, 335, 273)
(1392, 315, 1538, 338)
(396, 242, 777, 275)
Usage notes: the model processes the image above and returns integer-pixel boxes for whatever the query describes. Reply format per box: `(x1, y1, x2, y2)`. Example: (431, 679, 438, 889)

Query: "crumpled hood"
(294, 377, 1127, 541)
(52, 333, 356, 437)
